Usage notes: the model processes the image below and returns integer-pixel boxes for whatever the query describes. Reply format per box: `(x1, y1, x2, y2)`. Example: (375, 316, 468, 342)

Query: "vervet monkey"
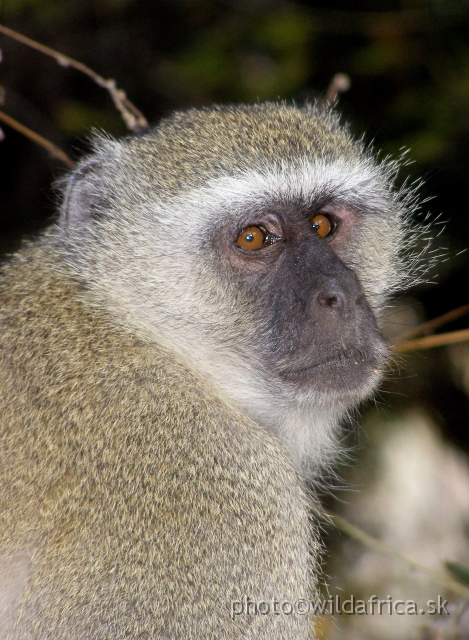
(0, 103, 419, 638)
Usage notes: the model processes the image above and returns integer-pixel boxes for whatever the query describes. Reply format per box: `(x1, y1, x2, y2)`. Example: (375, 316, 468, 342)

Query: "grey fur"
(0, 103, 422, 638)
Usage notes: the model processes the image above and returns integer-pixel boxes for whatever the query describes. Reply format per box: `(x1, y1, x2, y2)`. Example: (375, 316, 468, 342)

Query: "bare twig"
(327, 512, 469, 601)
(393, 327, 469, 353)
(320, 73, 351, 108)
(0, 109, 76, 168)
(394, 304, 469, 344)
(0, 23, 148, 133)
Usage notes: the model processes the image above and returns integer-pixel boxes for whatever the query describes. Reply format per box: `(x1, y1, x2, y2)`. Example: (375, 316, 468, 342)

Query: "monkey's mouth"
(278, 345, 387, 391)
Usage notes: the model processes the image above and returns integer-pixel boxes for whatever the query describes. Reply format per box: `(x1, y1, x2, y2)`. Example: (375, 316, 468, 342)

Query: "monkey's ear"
(59, 159, 108, 244)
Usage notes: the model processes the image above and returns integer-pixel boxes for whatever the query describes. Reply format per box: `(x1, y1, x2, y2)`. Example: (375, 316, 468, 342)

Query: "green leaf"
(446, 560, 469, 586)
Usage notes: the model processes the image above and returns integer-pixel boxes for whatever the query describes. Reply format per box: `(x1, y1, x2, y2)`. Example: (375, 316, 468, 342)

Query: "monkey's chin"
(279, 348, 386, 398)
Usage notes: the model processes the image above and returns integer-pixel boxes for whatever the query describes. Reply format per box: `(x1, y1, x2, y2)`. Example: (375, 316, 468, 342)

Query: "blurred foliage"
(1, 0, 469, 452)
(446, 560, 469, 586)
(157, 9, 313, 102)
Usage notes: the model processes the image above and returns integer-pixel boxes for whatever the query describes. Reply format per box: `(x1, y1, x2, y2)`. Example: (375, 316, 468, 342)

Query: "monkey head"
(59, 103, 417, 473)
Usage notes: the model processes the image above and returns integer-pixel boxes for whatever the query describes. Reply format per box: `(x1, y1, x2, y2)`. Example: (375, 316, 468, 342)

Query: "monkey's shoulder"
(0, 234, 296, 480)
(0, 235, 198, 398)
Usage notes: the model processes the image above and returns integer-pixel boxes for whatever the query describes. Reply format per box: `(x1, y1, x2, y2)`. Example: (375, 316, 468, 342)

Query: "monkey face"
(212, 197, 388, 400)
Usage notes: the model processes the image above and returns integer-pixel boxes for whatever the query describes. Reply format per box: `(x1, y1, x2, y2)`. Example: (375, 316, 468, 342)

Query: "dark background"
(1, 0, 469, 451)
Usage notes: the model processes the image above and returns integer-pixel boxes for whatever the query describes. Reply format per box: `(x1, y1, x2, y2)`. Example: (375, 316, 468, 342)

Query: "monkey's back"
(0, 235, 313, 639)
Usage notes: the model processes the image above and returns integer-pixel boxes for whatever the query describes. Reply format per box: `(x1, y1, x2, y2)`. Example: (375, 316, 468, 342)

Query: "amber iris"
(311, 214, 333, 238)
(236, 226, 266, 251)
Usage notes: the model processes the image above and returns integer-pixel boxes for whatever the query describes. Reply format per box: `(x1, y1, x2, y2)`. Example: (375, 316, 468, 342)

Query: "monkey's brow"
(240, 193, 335, 218)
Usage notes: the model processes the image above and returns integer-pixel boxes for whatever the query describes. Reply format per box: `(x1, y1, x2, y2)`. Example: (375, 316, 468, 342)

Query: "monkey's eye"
(311, 214, 335, 238)
(236, 226, 279, 251)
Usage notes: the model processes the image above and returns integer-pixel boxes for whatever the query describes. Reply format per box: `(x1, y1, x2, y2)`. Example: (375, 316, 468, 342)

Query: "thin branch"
(393, 327, 469, 353)
(0, 109, 76, 168)
(327, 512, 469, 601)
(0, 23, 148, 133)
(320, 73, 351, 108)
(394, 304, 469, 344)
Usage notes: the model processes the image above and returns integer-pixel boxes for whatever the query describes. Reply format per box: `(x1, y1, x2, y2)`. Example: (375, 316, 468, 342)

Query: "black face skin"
(219, 198, 388, 395)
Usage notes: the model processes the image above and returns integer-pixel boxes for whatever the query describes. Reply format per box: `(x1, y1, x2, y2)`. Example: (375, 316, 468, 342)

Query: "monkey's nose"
(316, 290, 344, 309)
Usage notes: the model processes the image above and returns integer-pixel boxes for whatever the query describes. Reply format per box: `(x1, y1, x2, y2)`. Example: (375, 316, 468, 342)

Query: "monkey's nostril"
(316, 292, 343, 308)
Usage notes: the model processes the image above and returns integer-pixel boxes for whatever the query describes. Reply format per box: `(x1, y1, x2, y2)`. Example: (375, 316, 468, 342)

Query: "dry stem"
(0, 23, 148, 133)
(0, 109, 76, 168)
(394, 303, 469, 344)
(320, 73, 351, 107)
(393, 327, 469, 353)
(327, 512, 469, 601)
